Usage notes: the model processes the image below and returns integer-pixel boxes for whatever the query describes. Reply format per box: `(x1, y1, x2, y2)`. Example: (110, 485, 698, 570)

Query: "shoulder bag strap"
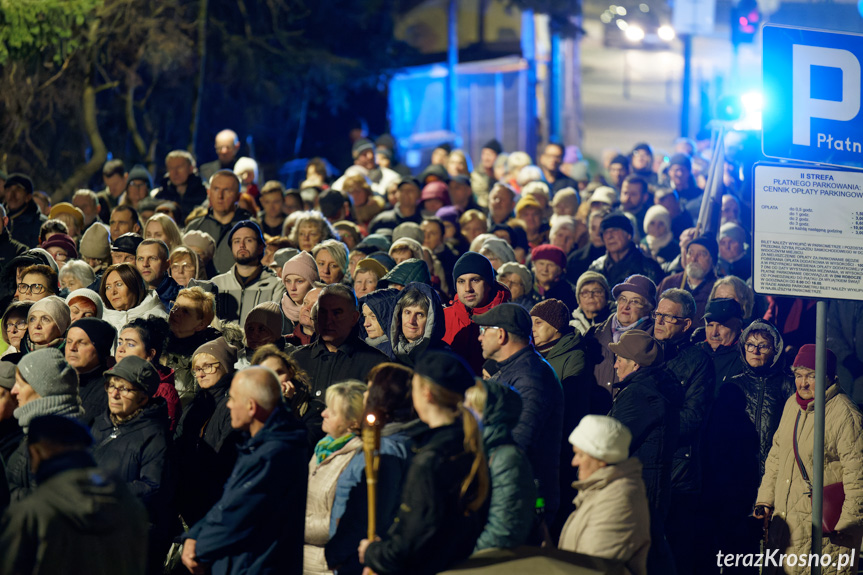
(792, 410, 813, 493)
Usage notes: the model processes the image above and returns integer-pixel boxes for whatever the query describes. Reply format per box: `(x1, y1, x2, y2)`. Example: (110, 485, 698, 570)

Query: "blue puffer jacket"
(389, 282, 449, 367)
(486, 346, 564, 520)
(360, 289, 400, 360)
(185, 405, 309, 575)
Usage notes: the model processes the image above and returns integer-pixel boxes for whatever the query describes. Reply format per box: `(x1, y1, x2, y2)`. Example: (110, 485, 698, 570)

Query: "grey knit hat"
(392, 222, 424, 244)
(480, 237, 516, 265)
(18, 348, 79, 397)
(497, 262, 533, 293)
(79, 223, 111, 260)
(0, 359, 15, 390)
(193, 337, 237, 374)
(244, 302, 282, 337)
(28, 295, 71, 335)
(576, 271, 611, 307)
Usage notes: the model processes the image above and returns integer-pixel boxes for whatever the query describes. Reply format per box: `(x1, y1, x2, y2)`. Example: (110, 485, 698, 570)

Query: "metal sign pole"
(811, 300, 826, 573)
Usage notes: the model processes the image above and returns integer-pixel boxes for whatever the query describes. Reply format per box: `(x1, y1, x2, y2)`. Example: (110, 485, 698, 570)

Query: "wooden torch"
(362, 412, 381, 540)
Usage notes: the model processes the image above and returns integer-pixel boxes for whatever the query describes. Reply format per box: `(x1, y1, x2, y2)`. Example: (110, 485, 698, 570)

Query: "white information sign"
(753, 163, 863, 300)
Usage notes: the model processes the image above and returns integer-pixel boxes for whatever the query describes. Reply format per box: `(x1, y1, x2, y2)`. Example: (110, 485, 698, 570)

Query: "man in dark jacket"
(152, 150, 208, 217)
(588, 211, 665, 288)
(475, 303, 564, 523)
(369, 178, 424, 233)
(651, 288, 714, 575)
(181, 367, 309, 575)
(697, 298, 745, 395)
(0, 205, 27, 302)
(0, 415, 148, 575)
(608, 329, 682, 575)
(64, 318, 117, 427)
(656, 234, 718, 325)
(5, 173, 47, 248)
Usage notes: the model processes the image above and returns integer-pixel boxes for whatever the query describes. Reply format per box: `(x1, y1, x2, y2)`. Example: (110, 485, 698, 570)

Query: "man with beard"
(211, 221, 284, 325)
(657, 235, 718, 325)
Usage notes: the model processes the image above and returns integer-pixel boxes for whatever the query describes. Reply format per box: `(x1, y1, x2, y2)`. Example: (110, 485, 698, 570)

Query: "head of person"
(589, 185, 617, 213)
(13, 348, 78, 412)
(114, 316, 169, 367)
(215, 129, 240, 164)
(66, 317, 115, 373)
(66, 289, 103, 322)
(342, 174, 372, 209)
(4, 174, 34, 213)
(250, 344, 310, 399)
(49, 203, 85, 239)
(576, 271, 610, 317)
(685, 235, 717, 282)
(168, 246, 200, 288)
(182, 230, 216, 267)
(654, 187, 681, 217)
(459, 209, 488, 244)
(18, 264, 59, 302)
(192, 337, 238, 389)
(111, 232, 144, 265)
(667, 153, 692, 190)
(365, 363, 415, 422)
(226, 367, 284, 435)
(390, 237, 424, 266)
(165, 150, 196, 187)
(703, 298, 743, 351)
(652, 288, 695, 341)
(620, 175, 648, 212)
(607, 155, 630, 188)
(102, 160, 128, 196)
(27, 296, 70, 346)
(515, 195, 544, 236)
(480, 139, 502, 170)
(549, 216, 579, 255)
(300, 287, 322, 332)
(258, 180, 286, 216)
(169, 286, 215, 339)
(453, 252, 496, 310)
(0, 359, 18, 422)
(446, 149, 470, 177)
(321, 380, 367, 440)
(721, 194, 741, 224)
(109, 205, 142, 240)
(587, 208, 609, 248)
(281, 252, 319, 309)
(144, 213, 182, 252)
(99, 263, 146, 312)
(630, 142, 654, 172)
(353, 258, 387, 299)
(448, 175, 474, 209)
(135, 239, 170, 288)
(334, 222, 361, 252)
(792, 345, 838, 401)
(393, 286, 432, 344)
(741, 320, 781, 370)
(244, 302, 282, 351)
(643, 205, 672, 240)
(352, 138, 376, 170)
(420, 218, 445, 252)
(530, 299, 571, 348)
(58, 260, 95, 293)
(208, 170, 241, 217)
(552, 188, 579, 217)
(568, 415, 632, 480)
(228, 221, 265, 267)
(600, 211, 634, 258)
(289, 211, 337, 252)
(42, 233, 79, 271)
(497, 262, 532, 301)
(420, 181, 451, 215)
(718, 222, 747, 262)
(475, 303, 533, 362)
(313, 284, 360, 347)
(531, 244, 567, 288)
(479, 238, 516, 271)
(394, 178, 421, 217)
(313, 239, 349, 285)
(102, 356, 159, 418)
(125, 165, 153, 206)
(611, 275, 656, 327)
(539, 142, 564, 175)
(2, 301, 32, 351)
(488, 183, 516, 222)
(608, 329, 663, 380)
(79, 223, 112, 271)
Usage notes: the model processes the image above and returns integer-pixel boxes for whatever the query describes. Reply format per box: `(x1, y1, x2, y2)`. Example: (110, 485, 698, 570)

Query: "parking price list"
(754, 164, 863, 301)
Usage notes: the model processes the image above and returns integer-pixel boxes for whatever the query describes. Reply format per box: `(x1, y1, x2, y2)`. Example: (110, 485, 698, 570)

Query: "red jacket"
(443, 284, 511, 374)
(155, 364, 181, 432)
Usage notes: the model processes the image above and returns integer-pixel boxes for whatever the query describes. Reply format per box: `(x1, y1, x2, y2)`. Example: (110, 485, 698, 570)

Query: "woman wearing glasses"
(1, 301, 32, 357)
(91, 355, 176, 575)
(99, 263, 168, 333)
(17, 264, 59, 303)
(174, 337, 240, 527)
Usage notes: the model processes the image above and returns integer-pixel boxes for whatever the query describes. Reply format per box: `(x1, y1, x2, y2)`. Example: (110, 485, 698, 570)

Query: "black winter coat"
(363, 423, 487, 575)
(609, 364, 683, 521)
(8, 201, 47, 250)
(174, 373, 240, 525)
(78, 367, 109, 428)
(697, 339, 745, 397)
(153, 174, 208, 218)
(587, 242, 665, 288)
(0, 229, 27, 302)
(539, 278, 579, 313)
(0, 418, 23, 465)
(661, 334, 714, 494)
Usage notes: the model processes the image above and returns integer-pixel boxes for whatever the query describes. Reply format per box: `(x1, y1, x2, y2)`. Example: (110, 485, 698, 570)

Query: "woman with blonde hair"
(287, 211, 339, 252)
(144, 213, 183, 252)
(360, 350, 489, 575)
(168, 246, 203, 288)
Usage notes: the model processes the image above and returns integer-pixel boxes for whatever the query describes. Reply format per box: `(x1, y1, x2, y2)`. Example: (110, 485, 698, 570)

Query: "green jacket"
(0, 452, 148, 575)
(474, 380, 536, 551)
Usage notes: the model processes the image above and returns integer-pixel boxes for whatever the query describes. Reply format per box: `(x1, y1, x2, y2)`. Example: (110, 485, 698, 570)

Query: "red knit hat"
(792, 344, 837, 381)
(42, 233, 79, 260)
(530, 244, 566, 269)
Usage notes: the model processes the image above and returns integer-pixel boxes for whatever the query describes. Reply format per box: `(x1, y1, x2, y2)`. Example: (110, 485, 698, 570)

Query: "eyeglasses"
(652, 311, 687, 324)
(579, 289, 605, 298)
(478, 326, 501, 335)
(617, 295, 646, 309)
(5, 320, 26, 332)
(745, 343, 773, 354)
(193, 362, 222, 376)
(17, 283, 46, 295)
(105, 383, 138, 397)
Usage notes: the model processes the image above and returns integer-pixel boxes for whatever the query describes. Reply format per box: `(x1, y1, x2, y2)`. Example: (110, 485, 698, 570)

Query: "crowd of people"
(0, 129, 860, 575)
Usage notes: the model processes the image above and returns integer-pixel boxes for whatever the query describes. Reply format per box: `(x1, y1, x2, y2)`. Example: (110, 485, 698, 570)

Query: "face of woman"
(401, 304, 428, 342)
(579, 282, 608, 316)
(260, 356, 296, 398)
(462, 220, 486, 244)
(5, 315, 26, 349)
(531, 317, 560, 348)
(115, 328, 151, 363)
(106, 376, 147, 418)
(498, 274, 525, 300)
(60, 273, 85, 292)
(794, 367, 816, 400)
(28, 311, 61, 344)
(245, 322, 277, 350)
(353, 271, 378, 299)
(145, 221, 166, 243)
(193, 353, 227, 389)
(316, 249, 344, 284)
(321, 399, 355, 438)
(170, 255, 195, 287)
(69, 299, 97, 323)
(362, 304, 384, 339)
(572, 446, 607, 480)
(713, 284, 738, 303)
(744, 333, 775, 369)
(284, 274, 312, 305)
(297, 222, 323, 252)
(104, 271, 137, 311)
(447, 155, 467, 177)
(647, 219, 668, 238)
(19, 272, 51, 303)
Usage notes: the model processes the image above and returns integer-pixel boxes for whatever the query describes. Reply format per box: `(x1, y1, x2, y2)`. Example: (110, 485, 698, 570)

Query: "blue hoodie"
(360, 289, 401, 360)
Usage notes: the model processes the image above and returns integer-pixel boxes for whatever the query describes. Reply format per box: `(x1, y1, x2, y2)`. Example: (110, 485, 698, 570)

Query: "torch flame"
(367, 413, 376, 425)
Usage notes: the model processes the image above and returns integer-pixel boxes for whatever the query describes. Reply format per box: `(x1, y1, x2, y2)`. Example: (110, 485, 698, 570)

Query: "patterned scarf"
(314, 432, 356, 464)
(611, 314, 647, 343)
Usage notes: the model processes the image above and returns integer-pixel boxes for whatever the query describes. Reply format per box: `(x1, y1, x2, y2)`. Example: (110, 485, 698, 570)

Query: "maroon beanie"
(792, 344, 837, 381)
(531, 244, 566, 269)
(42, 233, 79, 260)
(530, 299, 571, 334)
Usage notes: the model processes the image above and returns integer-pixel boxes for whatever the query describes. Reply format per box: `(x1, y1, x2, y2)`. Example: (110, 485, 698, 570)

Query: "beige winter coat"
(756, 384, 863, 575)
(303, 436, 363, 575)
(558, 457, 651, 575)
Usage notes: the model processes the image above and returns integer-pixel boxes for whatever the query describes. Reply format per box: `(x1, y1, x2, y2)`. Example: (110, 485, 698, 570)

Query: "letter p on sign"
(792, 45, 861, 146)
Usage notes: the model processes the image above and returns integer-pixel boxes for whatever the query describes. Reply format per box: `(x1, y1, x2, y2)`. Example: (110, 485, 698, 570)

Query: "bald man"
(200, 129, 241, 183)
(182, 367, 309, 575)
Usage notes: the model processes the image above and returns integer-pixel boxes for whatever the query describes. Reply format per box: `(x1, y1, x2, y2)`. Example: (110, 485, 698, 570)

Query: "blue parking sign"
(763, 25, 863, 169)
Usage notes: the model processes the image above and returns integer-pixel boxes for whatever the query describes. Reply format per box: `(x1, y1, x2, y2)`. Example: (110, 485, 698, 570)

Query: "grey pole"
(811, 299, 827, 572)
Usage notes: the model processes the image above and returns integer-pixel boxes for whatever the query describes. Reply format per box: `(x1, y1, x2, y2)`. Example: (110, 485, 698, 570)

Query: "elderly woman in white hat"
(558, 415, 650, 575)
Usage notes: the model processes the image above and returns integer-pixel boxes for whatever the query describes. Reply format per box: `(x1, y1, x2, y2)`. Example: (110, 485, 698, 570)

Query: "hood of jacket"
(381, 259, 430, 287)
(390, 282, 446, 362)
(481, 379, 522, 451)
(242, 404, 307, 452)
(360, 288, 401, 340)
(738, 318, 784, 372)
(545, 330, 583, 362)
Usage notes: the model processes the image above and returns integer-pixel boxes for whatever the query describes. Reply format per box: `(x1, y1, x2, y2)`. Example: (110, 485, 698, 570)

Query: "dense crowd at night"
(0, 130, 861, 575)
